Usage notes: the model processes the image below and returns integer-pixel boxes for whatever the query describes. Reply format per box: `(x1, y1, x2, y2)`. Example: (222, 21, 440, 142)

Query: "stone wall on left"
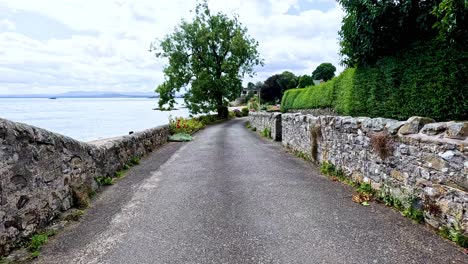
(0, 118, 169, 256)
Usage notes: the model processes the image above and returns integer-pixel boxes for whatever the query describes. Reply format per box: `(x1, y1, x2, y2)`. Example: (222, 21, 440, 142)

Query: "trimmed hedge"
(281, 41, 467, 121)
(281, 68, 355, 113)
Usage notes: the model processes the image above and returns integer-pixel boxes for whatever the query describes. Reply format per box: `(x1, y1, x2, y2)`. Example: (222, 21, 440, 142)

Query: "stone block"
(420, 122, 447, 136)
(445, 122, 468, 140)
(399, 116, 435, 135)
(385, 121, 406, 135)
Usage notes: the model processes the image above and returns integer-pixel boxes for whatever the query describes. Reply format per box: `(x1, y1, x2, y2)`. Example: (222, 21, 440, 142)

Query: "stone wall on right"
(248, 112, 282, 141)
(282, 113, 468, 234)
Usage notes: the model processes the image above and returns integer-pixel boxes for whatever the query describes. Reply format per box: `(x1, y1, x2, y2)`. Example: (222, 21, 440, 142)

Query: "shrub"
(241, 107, 249, 116)
(169, 116, 205, 134)
(129, 157, 140, 166)
(357, 182, 374, 195)
(320, 161, 336, 176)
(29, 234, 48, 252)
(248, 98, 259, 111)
(71, 187, 91, 209)
(280, 41, 467, 121)
(261, 128, 271, 138)
(371, 132, 393, 160)
(95, 177, 113, 186)
(439, 228, 468, 248)
(196, 115, 219, 125)
(233, 109, 242, 117)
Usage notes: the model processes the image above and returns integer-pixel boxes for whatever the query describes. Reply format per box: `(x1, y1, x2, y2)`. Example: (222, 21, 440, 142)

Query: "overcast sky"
(0, 0, 344, 95)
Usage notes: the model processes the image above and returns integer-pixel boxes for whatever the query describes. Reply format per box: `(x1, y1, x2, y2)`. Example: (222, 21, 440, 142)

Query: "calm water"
(0, 98, 189, 142)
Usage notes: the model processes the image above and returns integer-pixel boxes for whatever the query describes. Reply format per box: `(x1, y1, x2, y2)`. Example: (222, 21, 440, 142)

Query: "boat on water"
(49, 97, 57, 99)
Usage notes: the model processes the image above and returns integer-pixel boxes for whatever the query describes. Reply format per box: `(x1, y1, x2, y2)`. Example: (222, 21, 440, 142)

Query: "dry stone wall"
(248, 112, 282, 141)
(0, 118, 169, 255)
(281, 113, 468, 235)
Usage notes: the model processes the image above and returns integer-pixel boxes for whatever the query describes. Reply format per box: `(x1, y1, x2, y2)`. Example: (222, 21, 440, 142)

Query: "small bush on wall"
(371, 132, 393, 160)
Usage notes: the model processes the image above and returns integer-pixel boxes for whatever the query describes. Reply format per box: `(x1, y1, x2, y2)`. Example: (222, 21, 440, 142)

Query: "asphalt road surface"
(37, 118, 467, 264)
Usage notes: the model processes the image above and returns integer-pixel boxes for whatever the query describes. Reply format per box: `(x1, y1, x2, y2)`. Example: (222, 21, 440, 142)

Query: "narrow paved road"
(37, 118, 467, 264)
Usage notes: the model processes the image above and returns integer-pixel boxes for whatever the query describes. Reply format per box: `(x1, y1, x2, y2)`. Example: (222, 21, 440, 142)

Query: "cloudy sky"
(0, 0, 344, 95)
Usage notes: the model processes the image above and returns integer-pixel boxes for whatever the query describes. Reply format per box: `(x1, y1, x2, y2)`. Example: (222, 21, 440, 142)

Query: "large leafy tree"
(337, 0, 459, 66)
(312, 63, 336, 81)
(261, 74, 282, 103)
(297, 75, 314, 88)
(433, 0, 468, 47)
(277, 71, 298, 90)
(151, 1, 262, 118)
(261, 71, 298, 103)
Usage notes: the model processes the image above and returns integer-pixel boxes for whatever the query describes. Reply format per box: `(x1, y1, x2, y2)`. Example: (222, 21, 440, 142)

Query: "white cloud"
(0, 19, 16, 31)
(0, 0, 344, 95)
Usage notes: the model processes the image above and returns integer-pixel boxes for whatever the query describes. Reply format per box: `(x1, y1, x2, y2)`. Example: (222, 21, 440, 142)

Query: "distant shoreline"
(0, 96, 160, 99)
(0, 91, 166, 99)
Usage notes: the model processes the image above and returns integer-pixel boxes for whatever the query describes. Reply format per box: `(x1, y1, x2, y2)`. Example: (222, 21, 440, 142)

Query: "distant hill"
(0, 91, 158, 98)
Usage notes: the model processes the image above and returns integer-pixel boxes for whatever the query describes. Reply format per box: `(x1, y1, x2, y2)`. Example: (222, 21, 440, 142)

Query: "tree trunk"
(217, 106, 229, 119)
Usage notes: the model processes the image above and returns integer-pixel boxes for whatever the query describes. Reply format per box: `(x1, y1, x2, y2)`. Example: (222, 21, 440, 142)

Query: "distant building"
(241, 87, 259, 97)
(313, 80, 324, 86)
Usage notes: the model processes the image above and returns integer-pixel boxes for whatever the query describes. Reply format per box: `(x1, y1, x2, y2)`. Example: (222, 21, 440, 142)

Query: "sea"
(0, 98, 190, 142)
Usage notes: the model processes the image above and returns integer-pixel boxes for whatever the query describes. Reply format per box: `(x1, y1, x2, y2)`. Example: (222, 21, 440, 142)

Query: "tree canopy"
(338, 0, 467, 66)
(151, 1, 262, 118)
(260, 71, 298, 103)
(297, 75, 314, 88)
(312, 63, 336, 81)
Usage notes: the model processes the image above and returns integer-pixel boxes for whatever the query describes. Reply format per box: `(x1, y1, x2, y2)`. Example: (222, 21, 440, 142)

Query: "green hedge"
(281, 41, 467, 121)
(280, 68, 355, 112)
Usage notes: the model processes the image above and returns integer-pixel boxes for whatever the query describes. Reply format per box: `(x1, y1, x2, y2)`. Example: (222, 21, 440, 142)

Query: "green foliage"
(320, 161, 336, 176)
(196, 114, 221, 126)
(29, 232, 53, 252)
(338, 0, 439, 66)
(152, 1, 262, 118)
(402, 206, 425, 224)
(232, 109, 243, 117)
(95, 176, 114, 186)
(297, 75, 315, 88)
(439, 227, 468, 248)
(281, 41, 467, 121)
(27, 230, 57, 258)
(246, 121, 251, 129)
(248, 97, 260, 111)
(169, 116, 205, 134)
(293, 150, 311, 161)
(261, 71, 298, 103)
(115, 170, 126, 178)
(281, 67, 348, 112)
(241, 107, 249, 116)
(129, 157, 140, 166)
(357, 183, 374, 195)
(379, 193, 404, 211)
(432, 0, 468, 46)
(378, 193, 425, 223)
(278, 71, 298, 90)
(319, 161, 357, 187)
(30, 251, 40, 258)
(348, 41, 467, 121)
(312, 63, 336, 81)
(64, 210, 85, 221)
(29, 235, 47, 251)
(261, 127, 271, 139)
